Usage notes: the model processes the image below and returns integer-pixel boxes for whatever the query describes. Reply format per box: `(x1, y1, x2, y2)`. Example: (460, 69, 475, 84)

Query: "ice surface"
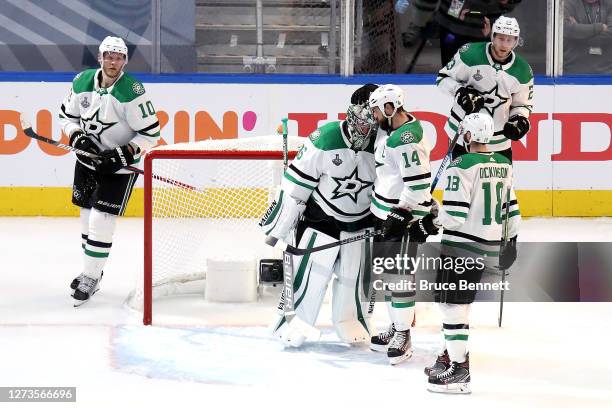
(1, 217, 611, 407)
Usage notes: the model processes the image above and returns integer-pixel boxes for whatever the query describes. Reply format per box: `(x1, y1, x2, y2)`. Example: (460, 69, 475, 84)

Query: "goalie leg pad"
(82, 208, 117, 280)
(270, 226, 339, 346)
(331, 230, 373, 343)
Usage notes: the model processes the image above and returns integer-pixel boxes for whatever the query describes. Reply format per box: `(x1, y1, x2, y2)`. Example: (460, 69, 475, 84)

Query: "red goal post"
(137, 136, 303, 325)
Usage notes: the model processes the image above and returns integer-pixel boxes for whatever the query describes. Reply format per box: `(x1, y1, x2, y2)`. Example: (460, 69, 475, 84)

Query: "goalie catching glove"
(503, 115, 530, 141)
(260, 191, 306, 246)
(455, 87, 485, 114)
(69, 130, 100, 165)
(95, 143, 139, 174)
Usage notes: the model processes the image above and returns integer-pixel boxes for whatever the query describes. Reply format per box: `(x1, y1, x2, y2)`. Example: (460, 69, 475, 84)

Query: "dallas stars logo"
(80, 108, 117, 143)
(331, 167, 373, 203)
(479, 84, 509, 116)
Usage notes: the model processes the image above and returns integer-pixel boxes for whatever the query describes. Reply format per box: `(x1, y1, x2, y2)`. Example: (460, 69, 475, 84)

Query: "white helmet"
(99, 36, 128, 63)
(368, 84, 404, 119)
(459, 113, 494, 144)
(491, 16, 520, 40)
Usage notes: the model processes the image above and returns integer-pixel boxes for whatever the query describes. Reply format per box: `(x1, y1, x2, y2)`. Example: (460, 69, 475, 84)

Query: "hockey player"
(261, 104, 379, 347)
(366, 84, 433, 365)
(408, 113, 520, 393)
(437, 16, 534, 161)
(59, 36, 160, 306)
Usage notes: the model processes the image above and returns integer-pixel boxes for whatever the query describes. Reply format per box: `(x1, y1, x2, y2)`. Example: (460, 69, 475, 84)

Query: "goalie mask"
(346, 104, 378, 150)
(459, 113, 495, 148)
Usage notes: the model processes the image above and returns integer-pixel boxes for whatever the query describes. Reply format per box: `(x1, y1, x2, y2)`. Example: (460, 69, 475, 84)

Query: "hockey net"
(129, 135, 304, 324)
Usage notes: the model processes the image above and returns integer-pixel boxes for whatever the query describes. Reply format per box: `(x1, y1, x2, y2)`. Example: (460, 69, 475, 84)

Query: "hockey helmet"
(346, 104, 378, 150)
(99, 36, 128, 63)
(368, 84, 405, 119)
(459, 113, 494, 145)
(491, 16, 520, 42)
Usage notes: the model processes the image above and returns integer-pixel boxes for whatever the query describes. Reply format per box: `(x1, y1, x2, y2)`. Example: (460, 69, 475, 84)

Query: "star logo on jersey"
(479, 84, 509, 116)
(331, 167, 373, 203)
(80, 108, 117, 143)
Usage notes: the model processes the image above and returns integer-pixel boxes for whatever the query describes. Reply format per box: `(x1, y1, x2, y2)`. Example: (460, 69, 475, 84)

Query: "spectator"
(401, 0, 523, 66)
(564, 0, 612, 74)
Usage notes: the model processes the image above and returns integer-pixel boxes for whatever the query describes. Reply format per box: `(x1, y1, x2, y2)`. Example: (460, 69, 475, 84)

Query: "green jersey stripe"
(447, 210, 468, 218)
(284, 173, 316, 190)
(445, 334, 469, 341)
(409, 183, 430, 191)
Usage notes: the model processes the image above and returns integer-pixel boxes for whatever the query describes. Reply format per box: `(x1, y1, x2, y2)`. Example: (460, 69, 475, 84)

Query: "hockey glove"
(456, 87, 485, 114)
(408, 213, 439, 243)
(69, 130, 100, 165)
(503, 115, 530, 141)
(260, 193, 306, 246)
(499, 236, 518, 270)
(382, 207, 413, 240)
(96, 144, 137, 174)
(351, 83, 379, 105)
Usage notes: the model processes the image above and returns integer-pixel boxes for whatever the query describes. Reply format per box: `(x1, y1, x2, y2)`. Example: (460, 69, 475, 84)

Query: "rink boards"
(0, 77, 611, 216)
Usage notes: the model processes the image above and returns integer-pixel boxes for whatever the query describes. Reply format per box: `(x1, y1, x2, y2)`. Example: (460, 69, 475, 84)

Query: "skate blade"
(389, 349, 413, 365)
(369, 343, 388, 352)
(427, 382, 471, 394)
(73, 298, 90, 307)
(72, 288, 99, 307)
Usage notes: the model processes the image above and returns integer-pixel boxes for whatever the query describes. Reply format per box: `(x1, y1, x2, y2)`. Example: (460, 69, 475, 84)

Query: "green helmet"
(346, 104, 378, 150)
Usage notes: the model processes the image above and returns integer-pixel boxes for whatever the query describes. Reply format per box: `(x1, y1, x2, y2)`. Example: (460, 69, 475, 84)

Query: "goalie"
(260, 104, 379, 347)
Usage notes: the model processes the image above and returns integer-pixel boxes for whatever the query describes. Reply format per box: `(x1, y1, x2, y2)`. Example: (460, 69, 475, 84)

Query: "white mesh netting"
(128, 135, 304, 311)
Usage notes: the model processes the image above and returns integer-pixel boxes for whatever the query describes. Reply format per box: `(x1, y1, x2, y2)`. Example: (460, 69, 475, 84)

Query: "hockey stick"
(20, 116, 144, 175)
(20, 115, 197, 191)
(284, 229, 381, 255)
(498, 186, 512, 328)
(431, 131, 461, 192)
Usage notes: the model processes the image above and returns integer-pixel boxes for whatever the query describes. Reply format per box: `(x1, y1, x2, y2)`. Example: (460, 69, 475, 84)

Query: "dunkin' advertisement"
(1, 81, 611, 216)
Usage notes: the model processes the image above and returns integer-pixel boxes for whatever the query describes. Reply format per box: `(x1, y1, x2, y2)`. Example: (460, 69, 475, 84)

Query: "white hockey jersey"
(281, 121, 377, 226)
(437, 152, 520, 258)
(370, 116, 432, 220)
(59, 68, 161, 172)
(437, 42, 534, 151)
